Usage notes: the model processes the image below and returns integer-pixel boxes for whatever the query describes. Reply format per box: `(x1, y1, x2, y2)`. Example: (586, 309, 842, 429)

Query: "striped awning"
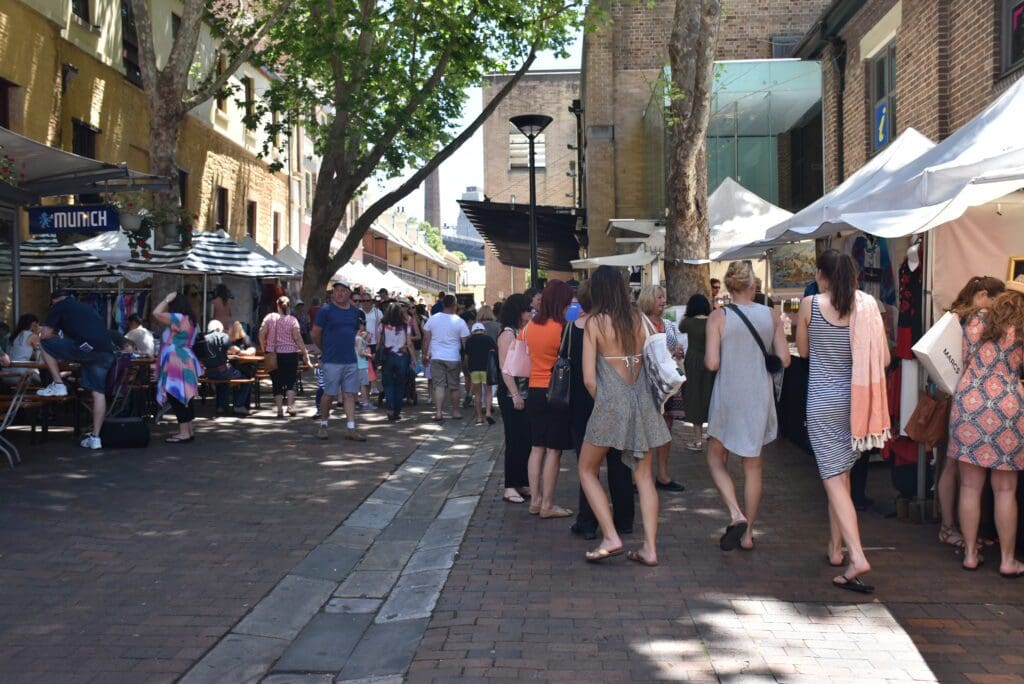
(120, 230, 300, 278)
(20, 234, 113, 277)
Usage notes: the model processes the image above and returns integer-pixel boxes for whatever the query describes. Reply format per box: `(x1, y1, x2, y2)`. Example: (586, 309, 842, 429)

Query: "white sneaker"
(37, 382, 68, 397)
(80, 434, 102, 450)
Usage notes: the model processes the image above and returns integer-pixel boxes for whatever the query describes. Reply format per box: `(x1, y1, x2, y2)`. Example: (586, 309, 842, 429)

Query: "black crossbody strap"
(726, 304, 769, 360)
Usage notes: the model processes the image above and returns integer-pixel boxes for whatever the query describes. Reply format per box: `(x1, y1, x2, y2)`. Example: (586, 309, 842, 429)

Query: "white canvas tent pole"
(202, 274, 208, 327)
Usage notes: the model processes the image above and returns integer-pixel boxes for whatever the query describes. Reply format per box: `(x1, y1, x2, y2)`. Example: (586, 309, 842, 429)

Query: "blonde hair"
(724, 261, 755, 294)
(230, 321, 246, 340)
(637, 284, 666, 316)
(276, 295, 291, 314)
(477, 305, 495, 322)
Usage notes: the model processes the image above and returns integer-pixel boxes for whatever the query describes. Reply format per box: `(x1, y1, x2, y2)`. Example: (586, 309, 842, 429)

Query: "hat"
(332, 280, 351, 291)
(51, 288, 74, 300)
(471, 322, 486, 333)
(1006, 277, 1024, 295)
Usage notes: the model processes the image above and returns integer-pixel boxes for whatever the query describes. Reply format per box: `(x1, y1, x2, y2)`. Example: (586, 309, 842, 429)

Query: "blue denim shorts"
(41, 337, 113, 394)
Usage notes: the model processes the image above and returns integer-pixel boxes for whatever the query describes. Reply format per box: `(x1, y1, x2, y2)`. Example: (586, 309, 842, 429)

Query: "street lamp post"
(510, 114, 552, 287)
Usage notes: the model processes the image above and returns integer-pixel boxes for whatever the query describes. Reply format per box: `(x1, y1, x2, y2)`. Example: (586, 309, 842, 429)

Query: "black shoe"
(655, 479, 685, 492)
(570, 523, 597, 541)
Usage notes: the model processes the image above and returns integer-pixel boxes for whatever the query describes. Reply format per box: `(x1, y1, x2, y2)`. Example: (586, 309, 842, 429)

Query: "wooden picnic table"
(0, 361, 83, 465)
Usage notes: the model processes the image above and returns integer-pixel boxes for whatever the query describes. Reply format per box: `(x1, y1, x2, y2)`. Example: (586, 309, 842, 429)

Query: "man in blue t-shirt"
(312, 281, 366, 442)
(36, 289, 115, 450)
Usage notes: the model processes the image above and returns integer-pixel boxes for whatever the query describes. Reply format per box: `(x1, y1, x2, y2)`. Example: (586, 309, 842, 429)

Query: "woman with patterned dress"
(638, 285, 686, 493)
(153, 292, 201, 443)
(948, 279, 1024, 577)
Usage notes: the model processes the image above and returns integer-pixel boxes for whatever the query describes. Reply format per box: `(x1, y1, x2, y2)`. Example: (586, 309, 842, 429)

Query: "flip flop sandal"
(528, 505, 541, 515)
(502, 494, 526, 504)
(164, 436, 192, 443)
(626, 550, 659, 567)
(585, 547, 623, 563)
(719, 522, 748, 551)
(962, 557, 985, 571)
(540, 506, 573, 519)
(999, 569, 1024, 579)
(833, 575, 874, 594)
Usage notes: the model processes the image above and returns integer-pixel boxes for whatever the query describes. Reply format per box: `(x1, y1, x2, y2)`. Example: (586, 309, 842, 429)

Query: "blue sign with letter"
(874, 101, 889, 148)
(28, 204, 120, 234)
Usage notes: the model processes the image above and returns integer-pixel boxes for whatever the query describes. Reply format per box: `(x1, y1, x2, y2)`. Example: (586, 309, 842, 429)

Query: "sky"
(373, 32, 584, 228)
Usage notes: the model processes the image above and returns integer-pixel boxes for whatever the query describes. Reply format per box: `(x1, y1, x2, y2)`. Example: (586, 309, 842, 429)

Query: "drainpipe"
(828, 37, 847, 184)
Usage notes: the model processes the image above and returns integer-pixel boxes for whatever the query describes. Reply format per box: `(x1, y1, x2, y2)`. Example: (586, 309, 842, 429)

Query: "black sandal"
(164, 436, 193, 443)
(833, 575, 874, 594)
(719, 522, 748, 551)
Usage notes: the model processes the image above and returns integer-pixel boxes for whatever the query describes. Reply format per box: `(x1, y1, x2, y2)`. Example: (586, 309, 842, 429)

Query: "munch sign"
(28, 204, 120, 234)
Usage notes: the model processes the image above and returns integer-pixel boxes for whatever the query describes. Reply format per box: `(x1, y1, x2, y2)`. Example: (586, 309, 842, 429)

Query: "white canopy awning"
(238, 236, 302, 276)
(381, 270, 417, 296)
(74, 231, 134, 266)
(708, 177, 793, 260)
(605, 219, 661, 236)
(717, 128, 936, 259)
(571, 247, 659, 269)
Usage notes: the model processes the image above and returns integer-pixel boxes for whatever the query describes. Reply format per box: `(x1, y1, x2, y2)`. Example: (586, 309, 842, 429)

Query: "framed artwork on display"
(1010, 257, 1024, 281)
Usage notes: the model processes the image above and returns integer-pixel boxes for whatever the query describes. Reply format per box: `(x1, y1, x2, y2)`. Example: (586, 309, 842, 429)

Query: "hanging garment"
(850, 236, 896, 306)
(896, 242, 924, 359)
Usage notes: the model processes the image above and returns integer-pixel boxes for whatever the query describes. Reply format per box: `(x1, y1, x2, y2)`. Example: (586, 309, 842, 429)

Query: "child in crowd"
(465, 322, 498, 425)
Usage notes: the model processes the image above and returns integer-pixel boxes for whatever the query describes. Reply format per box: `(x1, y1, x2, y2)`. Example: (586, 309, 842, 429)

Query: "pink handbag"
(502, 323, 531, 378)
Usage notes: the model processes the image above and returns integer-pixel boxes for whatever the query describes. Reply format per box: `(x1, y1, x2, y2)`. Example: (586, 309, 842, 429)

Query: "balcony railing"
(362, 254, 449, 294)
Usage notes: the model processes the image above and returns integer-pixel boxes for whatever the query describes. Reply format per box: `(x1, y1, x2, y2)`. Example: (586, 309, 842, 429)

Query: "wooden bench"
(198, 376, 257, 410)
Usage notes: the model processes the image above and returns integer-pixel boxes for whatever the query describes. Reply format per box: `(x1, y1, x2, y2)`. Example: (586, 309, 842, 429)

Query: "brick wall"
(582, 0, 832, 258)
(821, 0, 1023, 191)
(0, 0, 289, 253)
(481, 71, 580, 304)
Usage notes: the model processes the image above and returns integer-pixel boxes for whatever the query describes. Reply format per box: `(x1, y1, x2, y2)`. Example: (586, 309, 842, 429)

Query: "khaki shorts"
(430, 359, 461, 392)
(469, 370, 487, 384)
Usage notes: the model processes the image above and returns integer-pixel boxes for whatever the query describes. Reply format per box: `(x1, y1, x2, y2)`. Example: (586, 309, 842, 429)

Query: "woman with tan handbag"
(260, 296, 312, 418)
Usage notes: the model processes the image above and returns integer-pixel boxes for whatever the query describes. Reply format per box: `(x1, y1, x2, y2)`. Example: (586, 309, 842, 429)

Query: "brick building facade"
(581, 0, 833, 259)
(480, 70, 579, 305)
(800, 0, 1024, 191)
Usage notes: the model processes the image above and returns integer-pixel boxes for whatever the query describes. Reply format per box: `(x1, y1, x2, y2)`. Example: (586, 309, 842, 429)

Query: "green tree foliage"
(419, 221, 444, 253)
(251, 0, 582, 302)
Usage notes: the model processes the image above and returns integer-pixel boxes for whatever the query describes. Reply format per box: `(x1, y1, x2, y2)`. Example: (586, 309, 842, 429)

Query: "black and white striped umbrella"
(20, 234, 113, 277)
(120, 230, 300, 278)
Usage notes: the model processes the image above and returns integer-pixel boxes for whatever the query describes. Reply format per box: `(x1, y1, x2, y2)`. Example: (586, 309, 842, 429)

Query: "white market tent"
(238, 236, 301, 276)
(381, 269, 417, 296)
(718, 128, 937, 259)
(571, 247, 659, 270)
(274, 245, 306, 273)
(708, 177, 793, 260)
(75, 230, 133, 266)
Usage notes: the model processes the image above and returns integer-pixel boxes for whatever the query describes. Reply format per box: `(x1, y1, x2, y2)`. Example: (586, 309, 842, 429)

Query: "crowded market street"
(1, 385, 1022, 683)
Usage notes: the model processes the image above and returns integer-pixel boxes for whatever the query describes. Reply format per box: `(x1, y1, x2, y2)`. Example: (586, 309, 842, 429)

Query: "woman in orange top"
(522, 280, 575, 518)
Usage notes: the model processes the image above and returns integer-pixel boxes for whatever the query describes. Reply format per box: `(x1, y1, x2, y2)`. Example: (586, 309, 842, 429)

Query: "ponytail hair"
(816, 249, 857, 318)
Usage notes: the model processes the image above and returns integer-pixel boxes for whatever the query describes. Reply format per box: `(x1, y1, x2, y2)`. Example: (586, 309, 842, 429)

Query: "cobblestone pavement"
(410, 431, 1024, 683)
(0, 389, 451, 684)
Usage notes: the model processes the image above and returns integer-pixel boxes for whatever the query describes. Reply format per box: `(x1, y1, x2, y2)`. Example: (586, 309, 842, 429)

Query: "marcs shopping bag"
(911, 312, 964, 395)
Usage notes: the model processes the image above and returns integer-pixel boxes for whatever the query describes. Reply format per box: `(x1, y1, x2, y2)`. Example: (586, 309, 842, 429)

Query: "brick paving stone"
(410, 430, 1024, 681)
(0, 384, 447, 681)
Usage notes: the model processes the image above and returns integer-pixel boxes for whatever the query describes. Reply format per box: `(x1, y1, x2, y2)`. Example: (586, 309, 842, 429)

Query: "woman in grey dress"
(705, 261, 790, 552)
(579, 267, 671, 566)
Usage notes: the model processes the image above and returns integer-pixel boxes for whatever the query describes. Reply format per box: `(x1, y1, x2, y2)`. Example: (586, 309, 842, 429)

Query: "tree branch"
(129, 0, 161, 105)
(327, 47, 540, 274)
(350, 48, 453, 183)
(182, 0, 294, 110)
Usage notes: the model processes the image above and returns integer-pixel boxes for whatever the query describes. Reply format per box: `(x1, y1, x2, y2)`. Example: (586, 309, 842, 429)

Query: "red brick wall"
(821, 0, 1023, 191)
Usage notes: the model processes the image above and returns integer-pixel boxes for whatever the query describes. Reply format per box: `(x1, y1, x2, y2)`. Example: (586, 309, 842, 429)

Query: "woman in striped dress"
(796, 249, 878, 593)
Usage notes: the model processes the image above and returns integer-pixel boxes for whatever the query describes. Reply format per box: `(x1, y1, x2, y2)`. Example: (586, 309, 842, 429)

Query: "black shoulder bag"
(727, 304, 784, 402)
(546, 323, 573, 410)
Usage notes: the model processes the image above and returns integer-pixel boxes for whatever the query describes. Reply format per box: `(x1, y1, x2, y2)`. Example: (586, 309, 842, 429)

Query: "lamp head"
(510, 114, 553, 138)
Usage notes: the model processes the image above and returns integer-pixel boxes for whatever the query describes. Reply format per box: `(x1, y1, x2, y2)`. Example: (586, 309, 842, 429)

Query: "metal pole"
(527, 135, 539, 287)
